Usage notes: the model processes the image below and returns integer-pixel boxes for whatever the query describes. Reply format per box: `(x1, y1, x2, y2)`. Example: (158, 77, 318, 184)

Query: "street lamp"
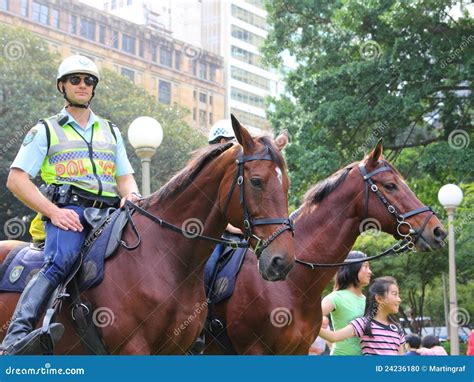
(128, 116, 163, 196)
(438, 183, 464, 355)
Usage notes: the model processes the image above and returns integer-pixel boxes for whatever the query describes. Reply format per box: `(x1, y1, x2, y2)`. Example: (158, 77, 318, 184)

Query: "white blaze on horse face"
(275, 167, 283, 186)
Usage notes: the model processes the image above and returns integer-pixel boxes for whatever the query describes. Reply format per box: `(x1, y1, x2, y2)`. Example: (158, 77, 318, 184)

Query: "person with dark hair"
(418, 334, 448, 355)
(321, 251, 372, 355)
(319, 276, 406, 355)
(405, 333, 421, 355)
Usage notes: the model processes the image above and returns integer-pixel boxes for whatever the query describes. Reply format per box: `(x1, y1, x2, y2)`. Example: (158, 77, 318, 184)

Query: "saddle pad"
(0, 209, 127, 293)
(204, 244, 247, 305)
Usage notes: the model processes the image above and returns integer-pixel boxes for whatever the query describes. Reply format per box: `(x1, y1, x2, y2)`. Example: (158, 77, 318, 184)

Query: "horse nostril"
(271, 255, 284, 270)
(434, 226, 447, 240)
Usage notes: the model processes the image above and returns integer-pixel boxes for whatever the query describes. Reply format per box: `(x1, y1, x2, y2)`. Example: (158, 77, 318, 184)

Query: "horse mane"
(145, 135, 284, 207)
(302, 163, 356, 206)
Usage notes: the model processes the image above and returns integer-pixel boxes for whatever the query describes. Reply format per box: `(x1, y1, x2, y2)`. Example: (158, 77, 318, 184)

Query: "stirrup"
(4, 323, 64, 355)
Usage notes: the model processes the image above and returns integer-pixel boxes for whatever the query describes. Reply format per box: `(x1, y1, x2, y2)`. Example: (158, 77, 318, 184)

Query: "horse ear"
(368, 139, 384, 165)
(231, 114, 255, 150)
(274, 130, 289, 151)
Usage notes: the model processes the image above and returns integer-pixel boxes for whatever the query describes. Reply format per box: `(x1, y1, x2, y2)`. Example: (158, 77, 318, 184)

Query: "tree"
(0, 25, 205, 240)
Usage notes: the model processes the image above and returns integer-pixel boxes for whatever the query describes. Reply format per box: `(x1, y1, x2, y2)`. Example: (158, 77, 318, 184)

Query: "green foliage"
(0, 25, 205, 240)
(264, 1, 473, 331)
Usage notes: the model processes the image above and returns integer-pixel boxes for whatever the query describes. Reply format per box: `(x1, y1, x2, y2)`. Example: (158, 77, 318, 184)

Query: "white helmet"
(208, 119, 235, 143)
(57, 55, 100, 82)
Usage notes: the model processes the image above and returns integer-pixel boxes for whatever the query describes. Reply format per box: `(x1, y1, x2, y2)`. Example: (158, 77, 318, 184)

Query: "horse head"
(220, 115, 295, 281)
(355, 140, 446, 251)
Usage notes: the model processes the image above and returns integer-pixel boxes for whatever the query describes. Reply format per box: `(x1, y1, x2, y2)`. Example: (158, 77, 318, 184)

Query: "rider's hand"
(49, 207, 83, 232)
(120, 192, 142, 208)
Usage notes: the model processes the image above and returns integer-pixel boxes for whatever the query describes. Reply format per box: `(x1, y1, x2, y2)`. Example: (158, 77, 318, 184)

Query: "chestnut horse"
(0, 116, 295, 354)
(203, 142, 446, 354)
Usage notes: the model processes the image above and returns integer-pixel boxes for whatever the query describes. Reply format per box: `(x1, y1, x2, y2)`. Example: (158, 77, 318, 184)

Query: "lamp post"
(128, 116, 163, 196)
(438, 184, 464, 355)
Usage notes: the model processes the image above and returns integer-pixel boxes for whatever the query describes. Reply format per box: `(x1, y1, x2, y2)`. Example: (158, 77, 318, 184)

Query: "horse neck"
(146, 154, 233, 271)
(289, 174, 363, 307)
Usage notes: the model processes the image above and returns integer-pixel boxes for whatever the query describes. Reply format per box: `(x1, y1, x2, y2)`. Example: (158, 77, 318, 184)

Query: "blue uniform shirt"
(11, 108, 134, 178)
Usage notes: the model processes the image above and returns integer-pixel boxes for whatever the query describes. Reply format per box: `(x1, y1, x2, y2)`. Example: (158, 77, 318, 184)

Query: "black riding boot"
(1, 272, 64, 355)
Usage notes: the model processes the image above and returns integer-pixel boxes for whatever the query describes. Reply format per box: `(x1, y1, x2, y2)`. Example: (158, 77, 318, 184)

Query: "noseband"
(222, 146, 294, 258)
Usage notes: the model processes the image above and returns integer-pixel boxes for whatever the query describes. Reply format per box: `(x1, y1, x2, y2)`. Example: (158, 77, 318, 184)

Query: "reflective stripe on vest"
(40, 115, 119, 197)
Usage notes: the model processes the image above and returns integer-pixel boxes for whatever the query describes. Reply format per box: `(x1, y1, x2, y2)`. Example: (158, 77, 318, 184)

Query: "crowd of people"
(310, 250, 470, 356)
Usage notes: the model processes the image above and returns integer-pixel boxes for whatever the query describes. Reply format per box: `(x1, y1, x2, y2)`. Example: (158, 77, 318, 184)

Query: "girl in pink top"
(319, 276, 406, 355)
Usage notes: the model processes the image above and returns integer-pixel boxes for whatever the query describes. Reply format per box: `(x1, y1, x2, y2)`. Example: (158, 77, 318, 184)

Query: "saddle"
(0, 207, 130, 355)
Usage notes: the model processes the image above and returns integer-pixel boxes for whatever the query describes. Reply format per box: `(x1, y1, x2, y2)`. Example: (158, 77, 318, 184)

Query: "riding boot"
(0, 272, 64, 355)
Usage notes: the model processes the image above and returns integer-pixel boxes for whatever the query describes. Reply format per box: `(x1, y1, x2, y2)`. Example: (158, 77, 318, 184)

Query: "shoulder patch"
(22, 128, 38, 146)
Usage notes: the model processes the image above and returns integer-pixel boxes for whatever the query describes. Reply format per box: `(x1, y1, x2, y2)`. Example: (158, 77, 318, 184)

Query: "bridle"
(296, 160, 436, 269)
(122, 145, 294, 259)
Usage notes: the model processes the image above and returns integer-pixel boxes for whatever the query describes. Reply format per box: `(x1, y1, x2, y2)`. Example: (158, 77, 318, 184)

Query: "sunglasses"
(67, 75, 98, 87)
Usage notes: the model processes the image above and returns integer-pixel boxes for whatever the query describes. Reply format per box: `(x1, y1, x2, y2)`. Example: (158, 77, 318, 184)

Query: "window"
(122, 34, 135, 55)
(99, 24, 106, 44)
(199, 93, 207, 103)
(199, 61, 207, 80)
(193, 90, 197, 100)
(158, 80, 171, 104)
(70, 15, 77, 34)
(231, 45, 265, 68)
(231, 4, 268, 31)
(151, 45, 157, 62)
(231, 25, 265, 47)
(192, 60, 198, 76)
(52, 9, 59, 29)
(193, 107, 197, 121)
(199, 110, 207, 126)
(21, 0, 28, 16)
(0, 0, 8, 11)
(80, 18, 95, 41)
(139, 40, 144, 58)
(209, 112, 213, 125)
(112, 30, 119, 48)
(210, 95, 213, 105)
(230, 108, 269, 130)
(160, 47, 172, 67)
(32, 1, 48, 25)
(127, 0, 132, 5)
(209, 64, 216, 82)
(175, 51, 181, 70)
(231, 87, 265, 108)
(121, 68, 135, 82)
(231, 66, 270, 91)
(111, 0, 116, 10)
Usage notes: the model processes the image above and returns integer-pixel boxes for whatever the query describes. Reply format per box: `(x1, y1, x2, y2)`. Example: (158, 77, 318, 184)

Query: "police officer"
(1, 55, 141, 355)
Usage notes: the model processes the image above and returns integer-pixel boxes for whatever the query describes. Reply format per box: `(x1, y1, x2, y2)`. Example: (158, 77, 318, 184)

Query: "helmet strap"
(60, 83, 95, 109)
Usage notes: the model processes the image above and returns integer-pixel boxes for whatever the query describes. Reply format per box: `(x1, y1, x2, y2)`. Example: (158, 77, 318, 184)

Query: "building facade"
(0, 0, 225, 132)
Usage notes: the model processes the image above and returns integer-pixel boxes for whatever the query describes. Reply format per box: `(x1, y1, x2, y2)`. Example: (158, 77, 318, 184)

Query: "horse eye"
(250, 178, 263, 188)
(384, 183, 397, 191)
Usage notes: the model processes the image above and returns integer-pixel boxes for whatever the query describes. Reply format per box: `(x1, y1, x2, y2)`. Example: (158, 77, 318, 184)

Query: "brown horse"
(203, 142, 447, 354)
(0, 116, 295, 354)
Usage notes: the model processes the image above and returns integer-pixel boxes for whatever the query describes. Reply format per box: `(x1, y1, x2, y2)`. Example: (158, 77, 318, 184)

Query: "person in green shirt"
(321, 251, 372, 355)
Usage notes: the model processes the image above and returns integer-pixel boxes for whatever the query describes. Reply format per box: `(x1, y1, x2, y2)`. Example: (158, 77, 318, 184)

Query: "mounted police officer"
(1, 55, 142, 355)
